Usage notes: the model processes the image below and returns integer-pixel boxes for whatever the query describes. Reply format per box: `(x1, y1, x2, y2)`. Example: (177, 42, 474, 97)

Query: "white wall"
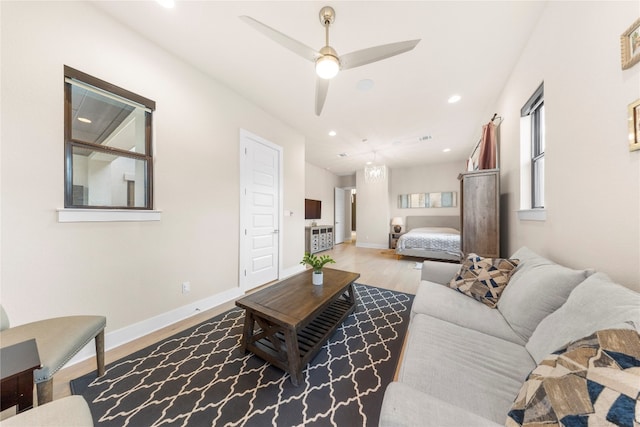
(304, 162, 340, 227)
(496, 1, 640, 289)
(0, 0, 305, 342)
(355, 168, 390, 248)
(337, 174, 356, 188)
(389, 162, 463, 231)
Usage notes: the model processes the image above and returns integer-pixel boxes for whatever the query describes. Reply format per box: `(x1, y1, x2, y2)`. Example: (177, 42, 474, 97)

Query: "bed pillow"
(506, 328, 640, 427)
(448, 253, 519, 308)
(409, 227, 460, 235)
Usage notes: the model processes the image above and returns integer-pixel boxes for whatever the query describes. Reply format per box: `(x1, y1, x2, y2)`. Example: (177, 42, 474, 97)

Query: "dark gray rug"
(71, 284, 413, 427)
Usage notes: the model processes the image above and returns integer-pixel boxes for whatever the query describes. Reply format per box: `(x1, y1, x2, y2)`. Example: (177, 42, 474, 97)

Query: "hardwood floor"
(52, 239, 423, 400)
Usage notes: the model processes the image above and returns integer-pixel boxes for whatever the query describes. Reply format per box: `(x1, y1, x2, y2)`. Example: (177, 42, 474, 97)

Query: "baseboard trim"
(356, 242, 388, 250)
(67, 287, 244, 367)
(280, 264, 305, 280)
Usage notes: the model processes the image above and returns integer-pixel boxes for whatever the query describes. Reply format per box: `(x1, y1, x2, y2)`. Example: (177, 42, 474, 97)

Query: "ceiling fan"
(240, 6, 420, 116)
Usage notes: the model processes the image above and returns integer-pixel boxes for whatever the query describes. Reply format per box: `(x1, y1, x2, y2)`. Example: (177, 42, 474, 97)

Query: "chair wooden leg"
(36, 379, 53, 405)
(95, 329, 105, 377)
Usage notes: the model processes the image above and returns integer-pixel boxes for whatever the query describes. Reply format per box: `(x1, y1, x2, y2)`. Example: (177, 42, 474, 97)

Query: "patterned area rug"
(71, 284, 414, 427)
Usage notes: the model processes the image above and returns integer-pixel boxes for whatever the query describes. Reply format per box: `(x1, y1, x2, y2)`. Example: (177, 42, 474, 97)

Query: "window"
(519, 83, 545, 219)
(64, 66, 156, 209)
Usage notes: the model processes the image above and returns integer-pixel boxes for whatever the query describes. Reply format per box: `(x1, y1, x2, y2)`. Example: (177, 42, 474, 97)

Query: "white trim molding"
(280, 264, 306, 280)
(67, 286, 244, 367)
(58, 208, 162, 222)
(518, 209, 546, 221)
(356, 242, 388, 250)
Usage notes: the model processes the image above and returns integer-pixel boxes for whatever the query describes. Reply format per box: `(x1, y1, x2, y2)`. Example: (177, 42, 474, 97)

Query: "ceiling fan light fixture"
(316, 55, 340, 79)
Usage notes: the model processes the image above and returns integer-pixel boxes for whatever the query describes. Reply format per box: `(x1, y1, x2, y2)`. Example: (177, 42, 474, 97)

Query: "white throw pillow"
(496, 247, 590, 342)
(526, 272, 640, 363)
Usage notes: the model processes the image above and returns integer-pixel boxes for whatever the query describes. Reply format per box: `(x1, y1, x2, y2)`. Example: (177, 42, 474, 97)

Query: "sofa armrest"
(379, 382, 503, 427)
(420, 261, 460, 285)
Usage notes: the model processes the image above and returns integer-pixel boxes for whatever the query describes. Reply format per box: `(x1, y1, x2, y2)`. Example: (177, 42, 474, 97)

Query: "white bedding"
(396, 227, 461, 255)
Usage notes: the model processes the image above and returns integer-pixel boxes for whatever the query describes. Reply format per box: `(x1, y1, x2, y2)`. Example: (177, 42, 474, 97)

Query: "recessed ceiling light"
(77, 117, 92, 123)
(366, 161, 373, 165)
(357, 79, 374, 92)
(328, 130, 337, 137)
(448, 95, 461, 104)
(337, 153, 347, 158)
(443, 148, 451, 153)
(156, 0, 175, 8)
(362, 138, 368, 143)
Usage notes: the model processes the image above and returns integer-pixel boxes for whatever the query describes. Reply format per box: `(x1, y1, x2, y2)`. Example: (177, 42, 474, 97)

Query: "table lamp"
(391, 217, 403, 233)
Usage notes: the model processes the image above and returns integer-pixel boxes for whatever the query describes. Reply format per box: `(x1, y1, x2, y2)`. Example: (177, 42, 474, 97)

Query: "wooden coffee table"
(236, 268, 360, 386)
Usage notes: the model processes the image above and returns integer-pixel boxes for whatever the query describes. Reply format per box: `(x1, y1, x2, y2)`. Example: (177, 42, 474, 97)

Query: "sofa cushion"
(506, 329, 640, 427)
(399, 313, 536, 424)
(412, 280, 525, 345)
(420, 260, 463, 285)
(497, 247, 590, 342)
(526, 272, 640, 363)
(380, 382, 503, 427)
(448, 253, 519, 308)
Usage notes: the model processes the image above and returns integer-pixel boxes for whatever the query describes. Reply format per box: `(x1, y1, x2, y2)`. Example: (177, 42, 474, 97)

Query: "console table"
(304, 225, 334, 254)
(1, 338, 41, 413)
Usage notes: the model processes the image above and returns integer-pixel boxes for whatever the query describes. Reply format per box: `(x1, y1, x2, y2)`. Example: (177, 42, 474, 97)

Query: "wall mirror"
(398, 192, 457, 208)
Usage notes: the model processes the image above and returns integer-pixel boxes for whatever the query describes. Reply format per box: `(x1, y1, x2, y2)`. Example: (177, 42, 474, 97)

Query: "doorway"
(334, 187, 356, 244)
(334, 188, 345, 244)
(239, 129, 282, 291)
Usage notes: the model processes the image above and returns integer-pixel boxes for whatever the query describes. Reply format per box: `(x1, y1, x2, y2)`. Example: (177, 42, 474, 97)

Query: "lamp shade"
(391, 217, 403, 226)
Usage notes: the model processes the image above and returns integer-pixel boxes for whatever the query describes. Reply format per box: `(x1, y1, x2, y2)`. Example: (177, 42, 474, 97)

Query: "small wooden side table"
(1, 338, 41, 413)
(389, 232, 405, 249)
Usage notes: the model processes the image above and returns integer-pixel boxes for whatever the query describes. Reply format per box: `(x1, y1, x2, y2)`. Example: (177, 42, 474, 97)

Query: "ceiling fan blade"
(340, 39, 421, 70)
(315, 77, 330, 116)
(240, 16, 321, 62)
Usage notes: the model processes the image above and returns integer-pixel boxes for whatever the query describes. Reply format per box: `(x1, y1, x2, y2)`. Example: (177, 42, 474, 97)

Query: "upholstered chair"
(0, 305, 106, 404)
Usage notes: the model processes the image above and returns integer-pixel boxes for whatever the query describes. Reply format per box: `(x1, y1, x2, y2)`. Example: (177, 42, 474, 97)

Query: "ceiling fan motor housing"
(319, 6, 335, 25)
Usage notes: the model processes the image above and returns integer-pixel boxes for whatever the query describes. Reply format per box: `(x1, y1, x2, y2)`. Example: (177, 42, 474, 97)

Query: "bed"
(395, 215, 462, 262)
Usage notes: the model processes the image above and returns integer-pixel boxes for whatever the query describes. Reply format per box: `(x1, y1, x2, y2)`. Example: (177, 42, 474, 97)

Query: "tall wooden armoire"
(458, 169, 500, 258)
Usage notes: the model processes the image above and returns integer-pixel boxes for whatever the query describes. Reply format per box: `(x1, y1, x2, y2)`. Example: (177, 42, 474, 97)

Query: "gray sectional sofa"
(379, 247, 640, 427)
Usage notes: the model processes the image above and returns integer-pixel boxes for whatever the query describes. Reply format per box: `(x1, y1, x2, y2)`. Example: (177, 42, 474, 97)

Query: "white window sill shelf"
(57, 209, 162, 223)
(517, 209, 546, 221)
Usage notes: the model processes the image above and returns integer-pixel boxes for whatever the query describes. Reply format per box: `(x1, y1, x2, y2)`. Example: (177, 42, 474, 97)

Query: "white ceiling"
(91, 1, 547, 176)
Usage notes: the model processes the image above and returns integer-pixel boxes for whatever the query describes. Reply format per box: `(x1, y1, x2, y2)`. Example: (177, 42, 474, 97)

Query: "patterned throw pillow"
(506, 329, 640, 427)
(448, 253, 519, 308)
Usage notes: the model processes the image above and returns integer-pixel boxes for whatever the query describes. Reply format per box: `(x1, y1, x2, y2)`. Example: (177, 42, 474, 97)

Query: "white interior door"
(240, 130, 282, 291)
(334, 187, 345, 244)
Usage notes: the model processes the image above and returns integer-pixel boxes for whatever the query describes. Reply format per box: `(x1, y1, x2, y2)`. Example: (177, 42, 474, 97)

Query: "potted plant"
(300, 252, 336, 285)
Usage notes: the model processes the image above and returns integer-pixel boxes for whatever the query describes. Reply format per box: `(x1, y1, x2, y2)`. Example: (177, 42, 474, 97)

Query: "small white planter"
(312, 271, 323, 285)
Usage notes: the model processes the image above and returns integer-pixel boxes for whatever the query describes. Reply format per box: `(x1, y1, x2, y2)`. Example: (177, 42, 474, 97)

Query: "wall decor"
(398, 192, 457, 208)
(621, 17, 640, 70)
(629, 98, 640, 152)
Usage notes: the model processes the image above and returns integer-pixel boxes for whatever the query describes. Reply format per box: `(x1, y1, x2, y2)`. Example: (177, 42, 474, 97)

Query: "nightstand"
(1, 338, 41, 413)
(389, 232, 405, 249)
